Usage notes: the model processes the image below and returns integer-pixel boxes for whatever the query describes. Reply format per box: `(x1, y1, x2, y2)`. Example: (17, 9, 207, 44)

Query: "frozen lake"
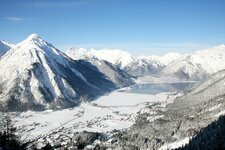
(119, 82, 196, 94)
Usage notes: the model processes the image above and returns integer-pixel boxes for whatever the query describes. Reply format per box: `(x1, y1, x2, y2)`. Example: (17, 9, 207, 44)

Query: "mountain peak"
(26, 33, 42, 41)
(18, 33, 47, 48)
(28, 33, 40, 38)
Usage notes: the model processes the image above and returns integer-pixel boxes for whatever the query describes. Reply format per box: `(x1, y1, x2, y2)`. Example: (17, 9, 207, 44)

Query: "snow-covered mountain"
(66, 48, 134, 87)
(65, 45, 225, 81)
(158, 52, 182, 65)
(123, 57, 165, 76)
(65, 48, 182, 76)
(123, 52, 181, 77)
(0, 34, 132, 111)
(90, 49, 135, 69)
(138, 52, 182, 66)
(162, 45, 225, 80)
(65, 47, 96, 60)
(65, 48, 135, 69)
(0, 40, 14, 57)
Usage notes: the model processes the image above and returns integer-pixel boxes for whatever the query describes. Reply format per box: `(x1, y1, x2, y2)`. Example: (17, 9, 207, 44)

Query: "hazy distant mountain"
(123, 52, 181, 76)
(65, 44, 225, 81)
(65, 47, 95, 61)
(89, 49, 135, 69)
(0, 40, 14, 57)
(162, 45, 225, 80)
(123, 57, 165, 76)
(138, 52, 182, 65)
(65, 48, 182, 76)
(0, 34, 132, 111)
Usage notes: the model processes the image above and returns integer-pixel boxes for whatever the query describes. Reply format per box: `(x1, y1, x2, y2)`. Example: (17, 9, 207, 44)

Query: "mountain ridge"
(65, 45, 225, 80)
(0, 40, 14, 57)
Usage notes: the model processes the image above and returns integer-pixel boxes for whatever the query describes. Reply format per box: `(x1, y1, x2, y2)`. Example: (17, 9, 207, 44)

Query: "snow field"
(12, 91, 170, 141)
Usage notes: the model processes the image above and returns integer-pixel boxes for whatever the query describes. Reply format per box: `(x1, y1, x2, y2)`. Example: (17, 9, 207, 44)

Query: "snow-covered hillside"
(0, 34, 132, 111)
(0, 40, 14, 57)
(162, 45, 225, 80)
(113, 69, 225, 150)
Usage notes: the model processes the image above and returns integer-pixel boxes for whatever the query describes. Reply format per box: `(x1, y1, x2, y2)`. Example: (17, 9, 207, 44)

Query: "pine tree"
(0, 111, 26, 150)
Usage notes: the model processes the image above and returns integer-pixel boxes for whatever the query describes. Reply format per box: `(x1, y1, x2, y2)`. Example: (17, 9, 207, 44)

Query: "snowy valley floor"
(11, 88, 180, 148)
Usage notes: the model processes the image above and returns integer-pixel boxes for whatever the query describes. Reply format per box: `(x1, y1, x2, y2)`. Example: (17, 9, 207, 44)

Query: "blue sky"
(0, 0, 225, 55)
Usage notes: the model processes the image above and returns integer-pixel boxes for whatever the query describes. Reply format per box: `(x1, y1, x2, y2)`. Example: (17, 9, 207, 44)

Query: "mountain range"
(0, 34, 133, 111)
(1, 34, 225, 149)
(1, 33, 225, 112)
(66, 45, 225, 81)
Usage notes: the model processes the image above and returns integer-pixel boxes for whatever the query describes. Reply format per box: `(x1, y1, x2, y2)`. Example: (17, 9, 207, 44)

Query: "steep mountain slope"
(0, 40, 14, 57)
(124, 57, 165, 76)
(176, 115, 225, 150)
(162, 45, 225, 80)
(0, 34, 131, 111)
(110, 69, 225, 149)
(66, 48, 134, 88)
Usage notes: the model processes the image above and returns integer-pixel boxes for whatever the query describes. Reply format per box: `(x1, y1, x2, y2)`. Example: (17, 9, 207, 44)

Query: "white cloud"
(25, 0, 86, 8)
(5, 17, 25, 22)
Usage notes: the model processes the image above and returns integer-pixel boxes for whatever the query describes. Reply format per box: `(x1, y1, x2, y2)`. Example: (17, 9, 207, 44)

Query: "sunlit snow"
(12, 90, 171, 142)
